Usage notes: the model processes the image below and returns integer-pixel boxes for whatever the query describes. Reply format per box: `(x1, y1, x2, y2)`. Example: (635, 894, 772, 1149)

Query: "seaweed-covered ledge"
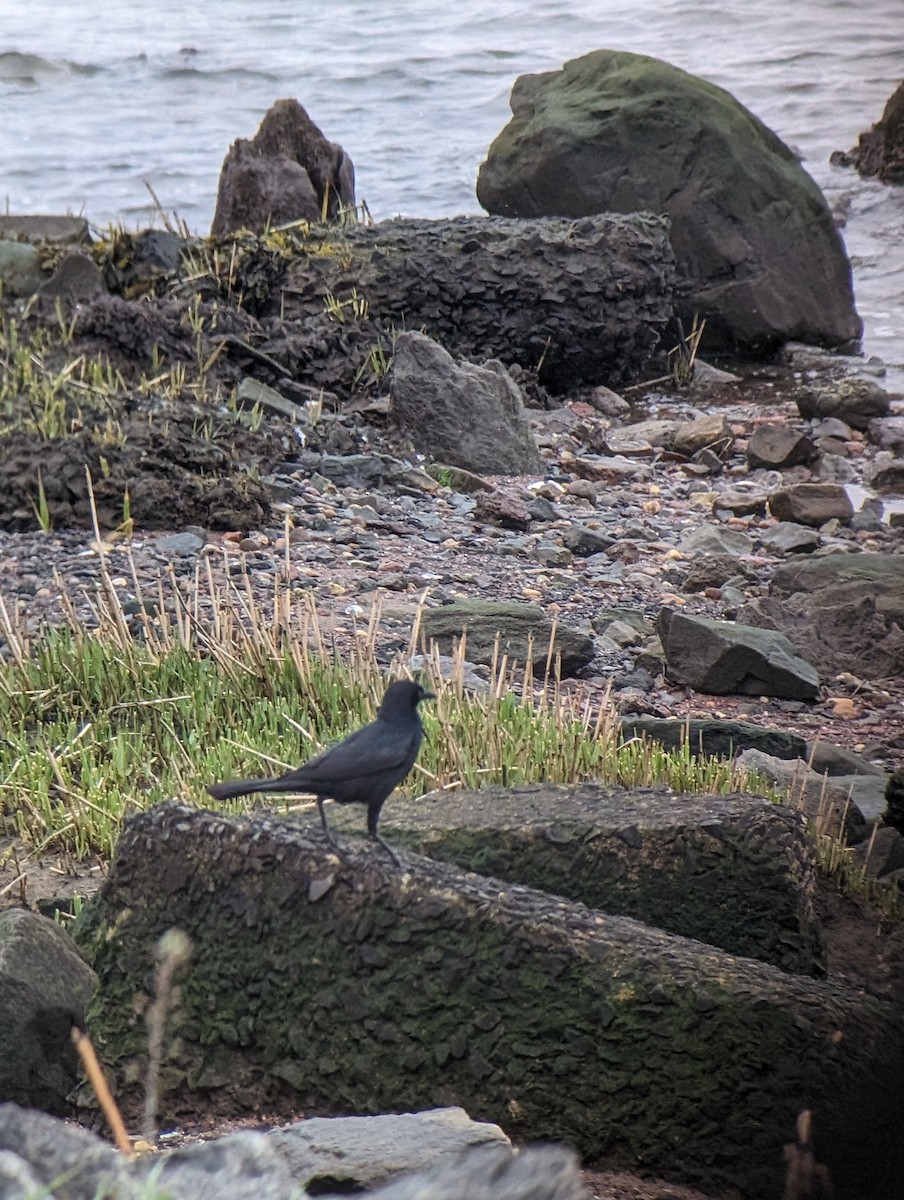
(73, 802, 901, 1199)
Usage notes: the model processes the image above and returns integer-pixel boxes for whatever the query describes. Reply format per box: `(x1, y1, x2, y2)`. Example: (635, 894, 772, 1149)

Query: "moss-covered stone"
(74, 803, 903, 1200)
(372, 784, 824, 975)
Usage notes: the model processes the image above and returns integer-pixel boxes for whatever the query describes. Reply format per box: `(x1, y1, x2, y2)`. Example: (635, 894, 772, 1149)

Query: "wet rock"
(870, 459, 904, 494)
(0, 911, 97, 1115)
(868, 416, 904, 454)
(746, 423, 816, 469)
(831, 79, 904, 184)
(526, 495, 559, 522)
(767, 483, 854, 526)
(797, 378, 891, 430)
(588, 385, 630, 416)
(477, 49, 861, 352)
(760, 522, 821, 554)
(211, 97, 355, 236)
(420, 600, 594, 675)
(268, 1108, 511, 1193)
(562, 523, 614, 556)
(657, 608, 820, 699)
(390, 332, 542, 476)
(886, 769, 904, 836)
(807, 742, 888, 779)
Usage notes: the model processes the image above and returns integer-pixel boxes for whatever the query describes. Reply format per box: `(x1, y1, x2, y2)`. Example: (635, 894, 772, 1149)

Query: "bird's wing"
(292, 721, 418, 785)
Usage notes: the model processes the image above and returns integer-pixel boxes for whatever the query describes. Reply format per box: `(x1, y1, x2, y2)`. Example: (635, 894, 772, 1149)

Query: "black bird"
(206, 679, 435, 865)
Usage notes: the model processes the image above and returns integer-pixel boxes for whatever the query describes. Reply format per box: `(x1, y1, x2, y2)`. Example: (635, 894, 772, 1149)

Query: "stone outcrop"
(831, 79, 904, 184)
(477, 49, 862, 354)
(269, 213, 676, 392)
(739, 553, 904, 680)
(72, 803, 904, 1200)
(657, 609, 820, 699)
(389, 332, 542, 475)
(211, 98, 355, 236)
(355, 783, 826, 974)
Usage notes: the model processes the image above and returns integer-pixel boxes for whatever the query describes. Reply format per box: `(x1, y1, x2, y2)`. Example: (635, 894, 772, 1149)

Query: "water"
(1, 0, 902, 374)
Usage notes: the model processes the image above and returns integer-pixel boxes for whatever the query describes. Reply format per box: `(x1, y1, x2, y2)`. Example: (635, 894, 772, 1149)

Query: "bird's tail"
(207, 778, 278, 802)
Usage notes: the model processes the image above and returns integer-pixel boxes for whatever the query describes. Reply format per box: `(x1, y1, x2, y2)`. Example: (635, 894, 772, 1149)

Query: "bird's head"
(378, 678, 436, 717)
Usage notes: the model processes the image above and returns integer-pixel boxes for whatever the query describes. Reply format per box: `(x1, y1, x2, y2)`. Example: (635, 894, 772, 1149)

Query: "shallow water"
(2, 0, 902, 374)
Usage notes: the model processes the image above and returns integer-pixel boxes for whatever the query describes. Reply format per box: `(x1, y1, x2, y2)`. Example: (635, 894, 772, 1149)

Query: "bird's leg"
(367, 805, 402, 867)
(316, 798, 343, 854)
(367, 835, 400, 873)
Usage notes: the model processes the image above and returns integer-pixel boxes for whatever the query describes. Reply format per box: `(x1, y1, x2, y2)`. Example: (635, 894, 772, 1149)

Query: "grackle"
(206, 679, 434, 865)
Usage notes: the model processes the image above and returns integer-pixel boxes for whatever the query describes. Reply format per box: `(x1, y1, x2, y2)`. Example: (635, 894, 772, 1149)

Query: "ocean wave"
(0, 50, 101, 83)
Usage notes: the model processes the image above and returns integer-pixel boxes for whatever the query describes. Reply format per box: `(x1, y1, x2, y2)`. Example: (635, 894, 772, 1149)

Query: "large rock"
(767, 483, 854, 527)
(211, 98, 355, 236)
(477, 49, 861, 353)
(73, 803, 904, 1200)
(268, 1108, 511, 1193)
(371, 783, 826, 974)
(0, 911, 97, 1115)
(620, 716, 807, 762)
(831, 79, 904, 184)
(390, 333, 542, 475)
(657, 609, 820, 699)
(0, 1103, 580, 1200)
(419, 600, 594, 675)
(273, 213, 676, 392)
(739, 553, 904, 680)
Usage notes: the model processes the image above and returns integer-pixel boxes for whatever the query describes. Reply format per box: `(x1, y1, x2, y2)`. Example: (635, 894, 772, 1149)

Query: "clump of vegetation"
(0, 549, 767, 865)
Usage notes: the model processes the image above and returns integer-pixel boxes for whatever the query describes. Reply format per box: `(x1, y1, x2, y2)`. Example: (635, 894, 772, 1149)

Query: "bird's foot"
(370, 832, 402, 868)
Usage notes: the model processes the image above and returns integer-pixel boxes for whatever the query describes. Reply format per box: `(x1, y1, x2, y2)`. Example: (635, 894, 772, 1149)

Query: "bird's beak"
(420, 688, 437, 701)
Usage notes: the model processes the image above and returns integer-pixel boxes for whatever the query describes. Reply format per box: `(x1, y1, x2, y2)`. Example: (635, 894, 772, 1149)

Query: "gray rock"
(852, 827, 904, 878)
(870, 459, 904, 495)
(681, 553, 751, 592)
(0, 912, 97, 1114)
(237, 378, 310, 424)
(760, 521, 821, 554)
(390, 332, 542, 476)
(621, 716, 807, 762)
(562, 523, 614, 556)
(671, 413, 733, 458)
(477, 49, 860, 352)
(735, 750, 866, 837)
(211, 98, 355, 236)
(420, 600, 594, 675)
(152, 1131, 303, 1200)
(368, 1145, 584, 1200)
(797, 379, 891, 430)
(678, 525, 754, 556)
(268, 1108, 510, 1193)
(297, 452, 384, 488)
(657, 609, 820, 699)
(767, 483, 854, 526)
(0, 1103, 124, 1200)
(155, 531, 207, 557)
(0, 216, 91, 245)
(0, 240, 45, 296)
(805, 742, 887, 779)
(38, 253, 106, 301)
(746, 424, 816, 469)
(868, 416, 904, 454)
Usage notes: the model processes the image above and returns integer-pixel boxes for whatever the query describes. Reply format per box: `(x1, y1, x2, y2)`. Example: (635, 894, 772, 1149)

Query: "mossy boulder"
(74, 802, 903, 1200)
(477, 49, 861, 354)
